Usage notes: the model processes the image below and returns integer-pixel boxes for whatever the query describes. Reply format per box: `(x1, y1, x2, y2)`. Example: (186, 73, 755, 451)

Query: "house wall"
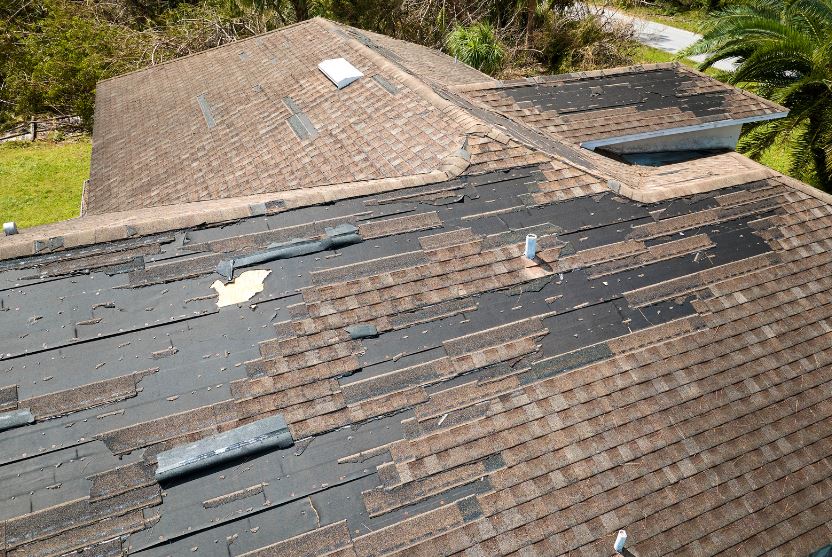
(603, 124, 743, 154)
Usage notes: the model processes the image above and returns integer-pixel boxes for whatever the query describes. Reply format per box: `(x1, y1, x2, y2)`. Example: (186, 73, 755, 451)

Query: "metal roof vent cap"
(3, 222, 18, 236)
(318, 58, 364, 89)
(614, 529, 628, 554)
(524, 233, 538, 259)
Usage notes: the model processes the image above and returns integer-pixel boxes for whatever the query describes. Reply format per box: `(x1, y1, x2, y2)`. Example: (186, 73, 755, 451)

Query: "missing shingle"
(287, 112, 318, 141)
(372, 75, 398, 95)
(196, 94, 216, 129)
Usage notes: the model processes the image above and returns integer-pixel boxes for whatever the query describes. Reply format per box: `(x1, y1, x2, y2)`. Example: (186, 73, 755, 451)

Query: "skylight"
(318, 58, 363, 89)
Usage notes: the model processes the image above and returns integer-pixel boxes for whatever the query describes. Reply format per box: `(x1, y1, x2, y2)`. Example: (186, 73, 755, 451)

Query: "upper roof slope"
(87, 18, 486, 215)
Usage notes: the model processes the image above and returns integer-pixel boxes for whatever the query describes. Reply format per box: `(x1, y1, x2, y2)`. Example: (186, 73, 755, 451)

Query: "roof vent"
(318, 58, 363, 89)
(524, 234, 538, 259)
(614, 530, 628, 554)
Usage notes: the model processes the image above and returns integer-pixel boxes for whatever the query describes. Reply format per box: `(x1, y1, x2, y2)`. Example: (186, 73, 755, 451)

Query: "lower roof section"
(1, 161, 832, 556)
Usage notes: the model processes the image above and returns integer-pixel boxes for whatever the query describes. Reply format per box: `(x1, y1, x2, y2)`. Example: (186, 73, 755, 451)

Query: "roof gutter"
(579, 111, 789, 151)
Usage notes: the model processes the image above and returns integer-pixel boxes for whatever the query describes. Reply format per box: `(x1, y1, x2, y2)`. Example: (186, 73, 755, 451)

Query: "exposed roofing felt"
(3, 17, 832, 557)
(3, 160, 832, 557)
(461, 64, 786, 147)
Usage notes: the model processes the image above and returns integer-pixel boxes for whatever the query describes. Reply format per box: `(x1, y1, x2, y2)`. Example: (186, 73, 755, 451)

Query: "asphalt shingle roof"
(2, 17, 830, 557)
(461, 65, 785, 147)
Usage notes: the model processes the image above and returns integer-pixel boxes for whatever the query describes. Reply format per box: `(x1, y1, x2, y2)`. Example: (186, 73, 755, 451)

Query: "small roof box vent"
(318, 58, 363, 89)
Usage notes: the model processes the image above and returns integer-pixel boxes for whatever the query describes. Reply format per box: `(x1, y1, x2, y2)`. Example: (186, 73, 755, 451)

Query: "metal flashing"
(372, 75, 398, 95)
(580, 112, 789, 151)
(155, 415, 293, 482)
(287, 112, 318, 141)
(282, 96, 302, 114)
(0, 408, 34, 432)
(216, 223, 362, 279)
(346, 323, 379, 339)
(196, 94, 217, 129)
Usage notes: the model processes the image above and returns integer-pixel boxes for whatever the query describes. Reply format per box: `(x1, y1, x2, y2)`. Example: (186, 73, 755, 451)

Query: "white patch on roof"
(211, 269, 271, 307)
(318, 58, 364, 89)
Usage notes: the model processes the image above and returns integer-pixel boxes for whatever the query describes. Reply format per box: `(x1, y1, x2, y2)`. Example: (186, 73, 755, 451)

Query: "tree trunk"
(526, 0, 536, 48)
(290, 0, 309, 21)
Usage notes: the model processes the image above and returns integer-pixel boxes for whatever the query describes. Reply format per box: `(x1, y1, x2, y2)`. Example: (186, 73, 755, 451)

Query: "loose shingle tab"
(155, 415, 293, 482)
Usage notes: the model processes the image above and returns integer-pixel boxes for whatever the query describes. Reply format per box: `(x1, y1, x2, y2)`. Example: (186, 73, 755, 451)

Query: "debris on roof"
(212, 269, 271, 307)
(2, 15, 829, 557)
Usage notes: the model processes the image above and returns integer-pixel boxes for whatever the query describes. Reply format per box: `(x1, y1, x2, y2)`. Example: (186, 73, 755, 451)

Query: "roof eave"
(579, 111, 790, 151)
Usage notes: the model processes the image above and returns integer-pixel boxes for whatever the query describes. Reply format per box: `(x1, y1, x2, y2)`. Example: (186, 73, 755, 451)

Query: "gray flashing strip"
(346, 323, 379, 339)
(155, 415, 293, 482)
(217, 223, 362, 280)
(372, 75, 398, 95)
(0, 408, 34, 432)
(287, 112, 318, 141)
(282, 96, 302, 114)
(580, 111, 789, 151)
(196, 94, 217, 129)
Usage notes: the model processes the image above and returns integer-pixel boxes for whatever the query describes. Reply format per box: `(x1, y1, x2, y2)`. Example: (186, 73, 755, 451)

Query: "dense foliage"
(0, 0, 285, 130)
(446, 22, 505, 74)
(0, 0, 643, 131)
(614, 0, 726, 15)
(684, 0, 832, 189)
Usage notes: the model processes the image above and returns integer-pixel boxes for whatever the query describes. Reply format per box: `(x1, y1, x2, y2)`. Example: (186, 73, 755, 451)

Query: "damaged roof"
(3, 16, 832, 557)
(460, 64, 786, 149)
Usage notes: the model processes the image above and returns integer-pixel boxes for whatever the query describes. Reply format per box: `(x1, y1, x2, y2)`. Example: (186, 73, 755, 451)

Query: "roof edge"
(580, 111, 789, 150)
(675, 64, 788, 116)
(773, 172, 832, 205)
(96, 18, 323, 86)
(612, 165, 778, 203)
(0, 146, 471, 262)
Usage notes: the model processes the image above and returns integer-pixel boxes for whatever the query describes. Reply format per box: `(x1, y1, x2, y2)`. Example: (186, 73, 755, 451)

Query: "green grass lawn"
(0, 138, 90, 229)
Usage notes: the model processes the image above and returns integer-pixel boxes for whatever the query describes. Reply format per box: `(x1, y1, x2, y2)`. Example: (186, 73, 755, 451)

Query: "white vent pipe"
(524, 234, 537, 259)
(614, 529, 628, 553)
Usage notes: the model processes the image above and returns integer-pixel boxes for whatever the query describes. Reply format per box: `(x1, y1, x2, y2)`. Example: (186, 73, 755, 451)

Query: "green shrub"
(445, 22, 505, 76)
(537, 11, 635, 73)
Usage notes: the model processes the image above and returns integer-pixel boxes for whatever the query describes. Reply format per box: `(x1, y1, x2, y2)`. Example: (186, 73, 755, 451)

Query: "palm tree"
(683, 0, 832, 190)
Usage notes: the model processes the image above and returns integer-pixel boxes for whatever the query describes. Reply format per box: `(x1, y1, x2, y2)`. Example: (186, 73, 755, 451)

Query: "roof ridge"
(451, 62, 682, 94)
(96, 18, 324, 86)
